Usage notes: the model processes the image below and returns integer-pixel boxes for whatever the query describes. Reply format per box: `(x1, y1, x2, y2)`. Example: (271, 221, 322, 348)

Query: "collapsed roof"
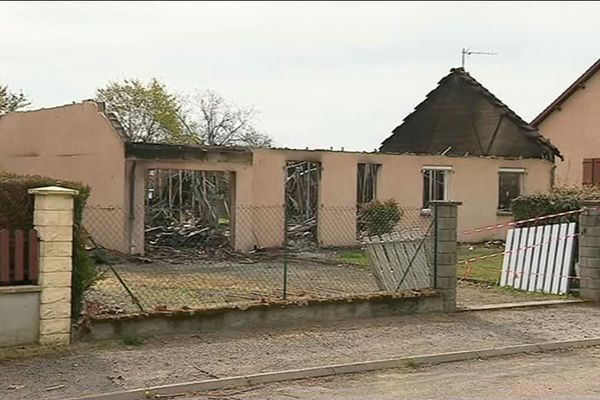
(380, 68, 561, 160)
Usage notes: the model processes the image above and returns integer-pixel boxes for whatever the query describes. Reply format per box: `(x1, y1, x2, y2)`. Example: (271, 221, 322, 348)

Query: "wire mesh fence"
(83, 203, 436, 316)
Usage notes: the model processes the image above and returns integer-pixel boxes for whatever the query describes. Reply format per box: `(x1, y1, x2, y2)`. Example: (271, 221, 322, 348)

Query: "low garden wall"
(78, 290, 442, 341)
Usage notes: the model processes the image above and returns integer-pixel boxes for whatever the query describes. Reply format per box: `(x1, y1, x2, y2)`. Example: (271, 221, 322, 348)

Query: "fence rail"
(0, 229, 39, 286)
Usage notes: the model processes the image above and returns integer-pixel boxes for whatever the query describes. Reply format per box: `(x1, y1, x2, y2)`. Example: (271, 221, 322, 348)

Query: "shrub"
(0, 171, 98, 317)
(359, 199, 403, 236)
(511, 185, 600, 223)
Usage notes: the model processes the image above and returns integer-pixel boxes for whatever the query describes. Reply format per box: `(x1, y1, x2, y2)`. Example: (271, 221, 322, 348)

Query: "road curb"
(458, 299, 588, 312)
(71, 337, 600, 400)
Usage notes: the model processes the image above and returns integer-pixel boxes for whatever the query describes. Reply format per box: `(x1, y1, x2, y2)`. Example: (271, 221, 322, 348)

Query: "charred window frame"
(357, 163, 380, 205)
(422, 166, 450, 210)
(498, 168, 525, 212)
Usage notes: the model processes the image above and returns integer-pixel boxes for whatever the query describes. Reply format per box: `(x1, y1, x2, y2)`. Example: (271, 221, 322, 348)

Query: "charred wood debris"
(92, 163, 379, 263)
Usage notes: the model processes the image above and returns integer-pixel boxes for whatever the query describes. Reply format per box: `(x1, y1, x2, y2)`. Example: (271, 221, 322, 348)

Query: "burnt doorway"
(145, 169, 233, 255)
(285, 161, 321, 247)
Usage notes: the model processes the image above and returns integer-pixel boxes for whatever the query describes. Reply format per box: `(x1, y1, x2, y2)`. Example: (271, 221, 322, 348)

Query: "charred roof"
(380, 68, 561, 160)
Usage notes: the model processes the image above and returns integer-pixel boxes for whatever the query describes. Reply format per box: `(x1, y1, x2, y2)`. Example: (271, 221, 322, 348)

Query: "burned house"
(0, 70, 560, 254)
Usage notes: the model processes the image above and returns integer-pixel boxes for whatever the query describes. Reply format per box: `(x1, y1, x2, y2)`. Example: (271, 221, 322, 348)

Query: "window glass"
(423, 169, 447, 209)
(498, 172, 522, 211)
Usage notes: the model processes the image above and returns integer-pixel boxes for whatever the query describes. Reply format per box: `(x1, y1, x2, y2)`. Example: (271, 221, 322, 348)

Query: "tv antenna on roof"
(461, 47, 497, 69)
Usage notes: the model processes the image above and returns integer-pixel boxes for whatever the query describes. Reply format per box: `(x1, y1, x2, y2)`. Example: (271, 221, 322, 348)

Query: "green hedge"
(512, 186, 600, 222)
(0, 171, 98, 317)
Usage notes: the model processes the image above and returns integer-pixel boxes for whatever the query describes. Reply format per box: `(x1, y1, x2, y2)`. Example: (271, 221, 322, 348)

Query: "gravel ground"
(187, 347, 600, 399)
(1, 303, 599, 400)
(456, 280, 565, 308)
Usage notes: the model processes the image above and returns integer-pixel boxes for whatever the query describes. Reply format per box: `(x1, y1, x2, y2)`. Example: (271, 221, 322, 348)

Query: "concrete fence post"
(578, 201, 600, 302)
(431, 201, 462, 312)
(28, 186, 78, 345)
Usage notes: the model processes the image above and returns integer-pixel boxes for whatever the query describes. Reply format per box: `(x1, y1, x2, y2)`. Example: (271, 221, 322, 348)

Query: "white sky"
(1, 1, 599, 151)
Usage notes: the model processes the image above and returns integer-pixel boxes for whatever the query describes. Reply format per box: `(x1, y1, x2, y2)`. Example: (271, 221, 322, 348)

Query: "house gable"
(380, 68, 559, 160)
(532, 57, 600, 127)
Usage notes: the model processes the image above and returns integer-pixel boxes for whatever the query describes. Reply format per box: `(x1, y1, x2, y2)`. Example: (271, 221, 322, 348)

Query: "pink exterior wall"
(537, 70, 600, 186)
(251, 149, 553, 245)
(129, 158, 256, 252)
(0, 101, 128, 251)
(0, 102, 554, 252)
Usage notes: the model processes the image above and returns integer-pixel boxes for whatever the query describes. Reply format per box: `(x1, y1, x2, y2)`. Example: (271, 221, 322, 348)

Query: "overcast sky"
(1, 1, 599, 150)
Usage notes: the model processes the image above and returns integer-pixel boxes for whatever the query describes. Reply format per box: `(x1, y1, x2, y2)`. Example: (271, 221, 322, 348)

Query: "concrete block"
(579, 236, 600, 248)
(438, 241, 457, 254)
(39, 241, 73, 257)
(39, 271, 71, 288)
(36, 226, 73, 242)
(442, 300, 456, 312)
(39, 257, 72, 273)
(437, 253, 457, 265)
(579, 215, 600, 227)
(441, 290, 456, 301)
(434, 206, 457, 218)
(580, 277, 600, 290)
(40, 301, 71, 319)
(435, 277, 456, 289)
(33, 210, 74, 226)
(579, 226, 600, 237)
(40, 287, 70, 304)
(39, 333, 70, 346)
(436, 217, 458, 229)
(435, 265, 457, 278)
(580, 288, 600, 302)
(33, 195, 74, 211)
(580, 268, 600, 280)
(39, 318, 70, 335)
(578, 246, 600, 258)
(577, 257, 600, 268)
(437, 229, 457, 241)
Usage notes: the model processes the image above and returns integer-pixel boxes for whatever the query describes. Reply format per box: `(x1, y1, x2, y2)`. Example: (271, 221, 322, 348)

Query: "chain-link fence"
(83, 203, 437, 316)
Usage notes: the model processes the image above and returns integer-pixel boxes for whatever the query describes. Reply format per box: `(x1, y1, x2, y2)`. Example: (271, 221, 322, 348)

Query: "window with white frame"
(498, 168, 525, 212)
(422, 166, 450, 210)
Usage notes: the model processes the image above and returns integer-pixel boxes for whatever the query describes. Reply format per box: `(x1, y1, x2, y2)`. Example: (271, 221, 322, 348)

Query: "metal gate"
(364, 226, 434, 291)
(500, 222, 577, 295)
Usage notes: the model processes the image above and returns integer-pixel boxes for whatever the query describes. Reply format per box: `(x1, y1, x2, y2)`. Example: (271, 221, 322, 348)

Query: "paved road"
(188, 347, 600, 399)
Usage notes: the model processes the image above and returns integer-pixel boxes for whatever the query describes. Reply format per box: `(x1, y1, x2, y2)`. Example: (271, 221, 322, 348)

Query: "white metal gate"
(500, 222, 576, 295)
(364, 230, 432, 291)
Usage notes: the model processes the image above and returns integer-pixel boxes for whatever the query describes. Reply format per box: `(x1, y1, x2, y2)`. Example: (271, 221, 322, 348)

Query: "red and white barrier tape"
(457, 232, 580, 282)
(461, 208, 584, 235)
(504, 269, 579, 280)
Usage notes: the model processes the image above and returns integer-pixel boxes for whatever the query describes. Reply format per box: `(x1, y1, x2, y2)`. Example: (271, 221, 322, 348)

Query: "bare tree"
(181, 90, 272, 147)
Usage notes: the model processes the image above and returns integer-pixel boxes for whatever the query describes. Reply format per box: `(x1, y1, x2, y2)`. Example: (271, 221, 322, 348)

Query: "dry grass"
(86, 260, 379, 314)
